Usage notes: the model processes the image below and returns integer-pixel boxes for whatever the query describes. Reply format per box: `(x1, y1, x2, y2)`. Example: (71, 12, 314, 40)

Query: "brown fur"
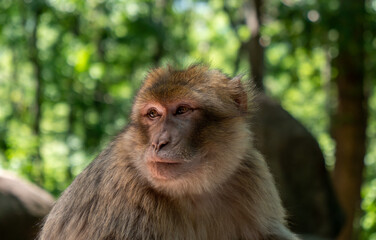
(39, 65, 299, 240)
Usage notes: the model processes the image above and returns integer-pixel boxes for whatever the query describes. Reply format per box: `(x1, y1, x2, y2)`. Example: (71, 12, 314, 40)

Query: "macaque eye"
(147, 108, 160, 119)
(176, 106, 191, 115)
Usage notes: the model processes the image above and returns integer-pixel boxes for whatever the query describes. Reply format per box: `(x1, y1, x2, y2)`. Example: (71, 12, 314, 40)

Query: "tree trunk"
(332, 1, 368, 239)
(29, 5, 44, 185)
(244, 0, 264, 91)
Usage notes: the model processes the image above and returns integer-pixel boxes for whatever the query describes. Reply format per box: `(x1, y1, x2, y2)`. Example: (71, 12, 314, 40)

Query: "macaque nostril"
(159, 142, 168, 151)
(152, 141, 169, 152)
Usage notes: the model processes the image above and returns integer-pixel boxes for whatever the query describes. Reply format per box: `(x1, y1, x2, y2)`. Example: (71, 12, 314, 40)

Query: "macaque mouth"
(146, 156, 188, 180)
(156, 161, 181, 165)
(150, 157, 182, 165)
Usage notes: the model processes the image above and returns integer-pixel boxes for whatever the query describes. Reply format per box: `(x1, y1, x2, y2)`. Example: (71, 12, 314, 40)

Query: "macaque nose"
(152, 133, 170, 152)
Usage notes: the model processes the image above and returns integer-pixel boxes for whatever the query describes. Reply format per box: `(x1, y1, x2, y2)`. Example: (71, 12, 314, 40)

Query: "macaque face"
(140, 99, 203, 181)
(129, 66, 251, 195)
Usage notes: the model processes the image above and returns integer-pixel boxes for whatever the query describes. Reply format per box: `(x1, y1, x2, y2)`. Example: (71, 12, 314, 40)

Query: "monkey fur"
(39, 65, 299, 240)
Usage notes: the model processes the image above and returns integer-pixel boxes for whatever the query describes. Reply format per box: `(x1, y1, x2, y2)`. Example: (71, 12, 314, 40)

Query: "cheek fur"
(134, 119, 152, 146)
(192, 110, 236, 150)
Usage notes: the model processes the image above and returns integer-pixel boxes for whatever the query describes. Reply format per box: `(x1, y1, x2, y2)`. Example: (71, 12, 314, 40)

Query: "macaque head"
(129, 65, 253, 196)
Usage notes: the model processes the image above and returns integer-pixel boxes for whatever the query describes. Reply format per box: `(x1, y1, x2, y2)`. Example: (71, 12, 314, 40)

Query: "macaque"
(39, 65, 299, 240)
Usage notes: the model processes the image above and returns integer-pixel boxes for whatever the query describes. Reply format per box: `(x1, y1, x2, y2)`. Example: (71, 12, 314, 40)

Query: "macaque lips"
(147, 158, 186, 180)
(150, 157, 182, 164)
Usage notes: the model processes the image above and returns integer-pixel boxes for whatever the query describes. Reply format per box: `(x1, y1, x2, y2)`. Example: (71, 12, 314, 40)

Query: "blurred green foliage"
(0, 0, 375, 238)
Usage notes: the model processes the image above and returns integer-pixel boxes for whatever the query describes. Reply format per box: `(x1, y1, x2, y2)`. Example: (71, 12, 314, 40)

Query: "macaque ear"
(229, 75, 248, 113)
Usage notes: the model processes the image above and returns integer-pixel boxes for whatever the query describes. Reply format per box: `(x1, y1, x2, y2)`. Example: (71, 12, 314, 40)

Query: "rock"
(253, 94, 343, 238)
(0, 171, 54, 240)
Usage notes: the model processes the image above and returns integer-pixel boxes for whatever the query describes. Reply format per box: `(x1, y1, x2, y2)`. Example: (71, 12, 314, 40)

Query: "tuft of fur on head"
(128, 64, 257, 197)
